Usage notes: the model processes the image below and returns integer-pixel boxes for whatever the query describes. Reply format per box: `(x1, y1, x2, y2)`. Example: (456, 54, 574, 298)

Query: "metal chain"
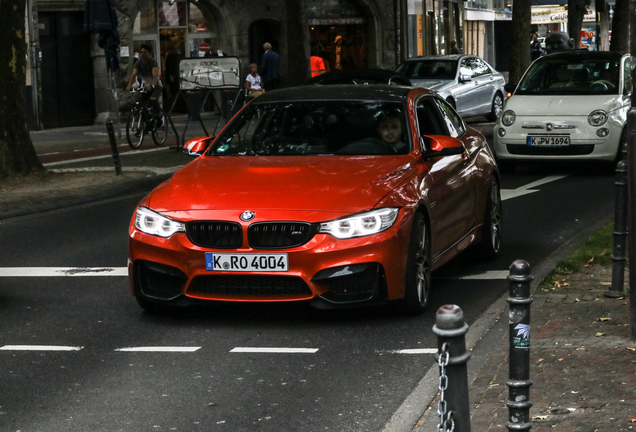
(437, 343, 455, 432)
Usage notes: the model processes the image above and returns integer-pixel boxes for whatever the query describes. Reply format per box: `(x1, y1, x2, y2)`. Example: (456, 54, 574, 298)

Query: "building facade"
(28, 0, 413, 128)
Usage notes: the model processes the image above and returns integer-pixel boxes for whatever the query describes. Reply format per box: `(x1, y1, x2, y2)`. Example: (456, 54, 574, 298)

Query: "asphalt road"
(0, 129, 616, 431)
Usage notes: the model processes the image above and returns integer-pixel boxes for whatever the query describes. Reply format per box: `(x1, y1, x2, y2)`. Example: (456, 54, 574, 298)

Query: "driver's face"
(377, 117, 403, 145)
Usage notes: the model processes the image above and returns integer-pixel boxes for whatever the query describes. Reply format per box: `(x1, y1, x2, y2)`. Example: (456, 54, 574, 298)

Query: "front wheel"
(487, 92, 504, 122)
(399, 212, 432, 315)
(152, 111, 168, 146)
(474, 176, 502, 260)
(126, 110, 145, 149)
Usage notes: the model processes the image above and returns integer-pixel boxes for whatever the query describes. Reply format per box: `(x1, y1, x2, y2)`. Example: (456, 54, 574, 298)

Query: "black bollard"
(607, 159, 628, 298)
(106, 121, 122, 176)
(507, 260, 533, 431)
(433, 304, 471, 432)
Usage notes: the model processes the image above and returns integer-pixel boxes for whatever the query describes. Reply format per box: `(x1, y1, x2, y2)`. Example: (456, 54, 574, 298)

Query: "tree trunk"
(285, 0, 310, 86)
(568, 0, 588, 48)
(509, 0, 532, 83)
(0, 0, 44, 179)
(610, 0, 629, 52)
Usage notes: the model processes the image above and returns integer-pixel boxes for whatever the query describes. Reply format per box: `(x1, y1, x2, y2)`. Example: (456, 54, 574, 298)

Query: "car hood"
(409, 79, 452, 92)
(147, 156, 416, 214)
(505, 95, 625, 116)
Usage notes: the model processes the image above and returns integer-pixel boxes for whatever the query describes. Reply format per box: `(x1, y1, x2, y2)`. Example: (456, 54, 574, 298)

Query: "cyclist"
(126, 44, 163, 127)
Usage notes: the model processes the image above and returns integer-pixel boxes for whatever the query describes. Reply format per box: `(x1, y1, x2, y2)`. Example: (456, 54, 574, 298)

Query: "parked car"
(493, 51, 631, 170)
(128, 85, 501, 315)
(396, 55, 506, 121)
(304, 69, 412, 86)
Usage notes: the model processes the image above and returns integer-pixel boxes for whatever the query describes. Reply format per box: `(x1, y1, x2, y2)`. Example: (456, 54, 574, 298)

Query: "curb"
(382, 209, 613, 432)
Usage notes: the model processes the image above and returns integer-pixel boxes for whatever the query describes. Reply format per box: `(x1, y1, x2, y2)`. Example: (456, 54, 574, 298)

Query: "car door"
(416, 95, 475, 256)
(471, 58, 498, 115)
(454, 57, 482, 116)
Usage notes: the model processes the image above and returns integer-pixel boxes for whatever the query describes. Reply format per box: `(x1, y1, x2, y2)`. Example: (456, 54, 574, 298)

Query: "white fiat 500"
(494, 51, 632, 171)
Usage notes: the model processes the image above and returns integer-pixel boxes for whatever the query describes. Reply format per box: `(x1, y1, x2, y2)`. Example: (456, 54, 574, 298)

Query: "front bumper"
(128, 210, 411, 308)
(493, 115, 624, 161)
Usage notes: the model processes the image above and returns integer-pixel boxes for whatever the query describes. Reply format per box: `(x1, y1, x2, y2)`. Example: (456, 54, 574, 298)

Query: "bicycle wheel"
(126, 110, 145, 149)
(152, 111, 168, 146)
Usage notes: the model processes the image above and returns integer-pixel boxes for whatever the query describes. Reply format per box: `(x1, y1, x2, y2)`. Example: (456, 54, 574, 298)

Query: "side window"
(434, 99, 465, 138)
(624, 57, 632, 95)
(475, 59, 492, 76)
(416, 96, 448, 145)
(459, 59, 472, 78)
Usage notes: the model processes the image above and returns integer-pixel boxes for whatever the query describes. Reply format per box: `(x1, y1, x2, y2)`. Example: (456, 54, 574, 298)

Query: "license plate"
(205, 253, 288, 272)
(527, 135, 570, 146)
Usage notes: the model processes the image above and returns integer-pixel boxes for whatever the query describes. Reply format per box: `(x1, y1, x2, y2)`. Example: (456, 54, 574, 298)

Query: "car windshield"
(516, 57, 621, 95)
(396, 60, 458, 80)
(208, 101, 410, 156)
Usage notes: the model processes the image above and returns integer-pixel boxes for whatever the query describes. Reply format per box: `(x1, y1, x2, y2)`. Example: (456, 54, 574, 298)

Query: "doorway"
(39, 11, 96, 128)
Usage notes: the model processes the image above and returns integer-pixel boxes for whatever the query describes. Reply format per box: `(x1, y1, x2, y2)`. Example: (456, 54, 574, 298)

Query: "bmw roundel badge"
(240, 211, 255, 221)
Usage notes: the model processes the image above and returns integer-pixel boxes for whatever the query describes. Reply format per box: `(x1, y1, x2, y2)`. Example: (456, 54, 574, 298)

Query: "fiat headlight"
(319, 208, 399, 239)
(134, 206, 185, 238)
(588, 110, 608, 126)
(501, 110, 516, 126)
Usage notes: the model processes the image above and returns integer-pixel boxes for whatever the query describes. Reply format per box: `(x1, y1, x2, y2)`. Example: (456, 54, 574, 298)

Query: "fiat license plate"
(205, 253, 288, 272)
(527, 135, 570, 146)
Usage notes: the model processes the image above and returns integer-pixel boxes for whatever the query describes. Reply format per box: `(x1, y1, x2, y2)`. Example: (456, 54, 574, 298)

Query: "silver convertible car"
(396, 55, 506, 121)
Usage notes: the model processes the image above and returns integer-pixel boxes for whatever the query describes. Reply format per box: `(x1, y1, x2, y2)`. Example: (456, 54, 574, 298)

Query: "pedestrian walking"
(260, 42, 280, 91)
(450, 39, 461, 54)
(310, 45, 326, 78)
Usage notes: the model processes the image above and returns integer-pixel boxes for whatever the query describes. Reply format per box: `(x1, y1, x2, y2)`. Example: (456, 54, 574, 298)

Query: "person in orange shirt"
(310, 45, 326, 78)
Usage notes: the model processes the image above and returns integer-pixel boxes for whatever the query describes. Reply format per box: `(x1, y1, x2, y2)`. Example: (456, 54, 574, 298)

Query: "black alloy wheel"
(400, 212, 432, 315)
(474, 176, 502, 260)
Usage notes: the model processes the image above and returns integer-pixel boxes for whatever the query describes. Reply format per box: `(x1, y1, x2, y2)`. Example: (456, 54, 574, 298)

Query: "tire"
(487, 92, 504, 122)
(152, 111, 168, 146)
(399, 212, 432, 315)
(126, 110, 145, 149)
(474, 176, 502, 260)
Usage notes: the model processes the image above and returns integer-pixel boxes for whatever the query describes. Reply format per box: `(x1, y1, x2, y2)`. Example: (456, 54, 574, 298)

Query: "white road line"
(42, 146, 172, 167)
(391, 348, 438, 354)
(501, 174, 569, 201)
(0, 267, 128, 277)
(230, 347, 319, 354)
(0, 345, 83, 351)
(115, 347, 201, 352)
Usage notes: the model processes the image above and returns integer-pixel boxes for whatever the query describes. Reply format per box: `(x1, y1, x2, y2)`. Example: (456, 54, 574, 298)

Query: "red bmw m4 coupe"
(128, 85, 501, 314)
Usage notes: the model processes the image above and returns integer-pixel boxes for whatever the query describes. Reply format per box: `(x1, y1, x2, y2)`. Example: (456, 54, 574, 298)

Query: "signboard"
(531, 5, 596, 24)
(179, 57, 241, 90)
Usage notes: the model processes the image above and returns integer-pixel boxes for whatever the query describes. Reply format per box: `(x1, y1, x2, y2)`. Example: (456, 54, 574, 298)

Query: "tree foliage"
(509, 0, 532, 83)
(0, 0, 44, 179)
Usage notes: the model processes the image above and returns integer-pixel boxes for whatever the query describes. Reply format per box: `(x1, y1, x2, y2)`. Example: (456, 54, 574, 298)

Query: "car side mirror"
(460, 74, 472, 83)
(421, 135, 465, 158)
(504, 82, 517, 94)
(183, 136, 215, 157)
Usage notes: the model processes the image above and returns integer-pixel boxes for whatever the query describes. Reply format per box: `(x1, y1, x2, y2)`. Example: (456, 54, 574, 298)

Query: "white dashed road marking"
(0, 267, 128, 277)
(0, 345, 83, 351)
(501, 175, 568, 201)
(390, 349, 438, 354)
(115, 347, 202, 352)
(230, 347, 319, 354)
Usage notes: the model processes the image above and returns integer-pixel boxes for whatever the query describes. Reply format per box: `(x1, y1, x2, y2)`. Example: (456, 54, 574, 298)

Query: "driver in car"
(376, 113, 408, 154)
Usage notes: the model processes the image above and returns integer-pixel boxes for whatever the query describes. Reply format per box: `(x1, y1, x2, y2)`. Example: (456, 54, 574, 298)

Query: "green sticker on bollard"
(513, 323, 530, 347)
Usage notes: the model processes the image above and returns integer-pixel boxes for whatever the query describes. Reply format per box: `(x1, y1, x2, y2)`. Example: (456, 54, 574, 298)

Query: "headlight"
(501, 110, 516, 126)
(134, 206, 185, 238)
(588, 110, 608, 126)
(319, 208, 399, 239)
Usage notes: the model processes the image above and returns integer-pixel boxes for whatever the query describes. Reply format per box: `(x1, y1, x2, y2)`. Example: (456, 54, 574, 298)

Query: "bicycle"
(126, 87, 169, 149)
